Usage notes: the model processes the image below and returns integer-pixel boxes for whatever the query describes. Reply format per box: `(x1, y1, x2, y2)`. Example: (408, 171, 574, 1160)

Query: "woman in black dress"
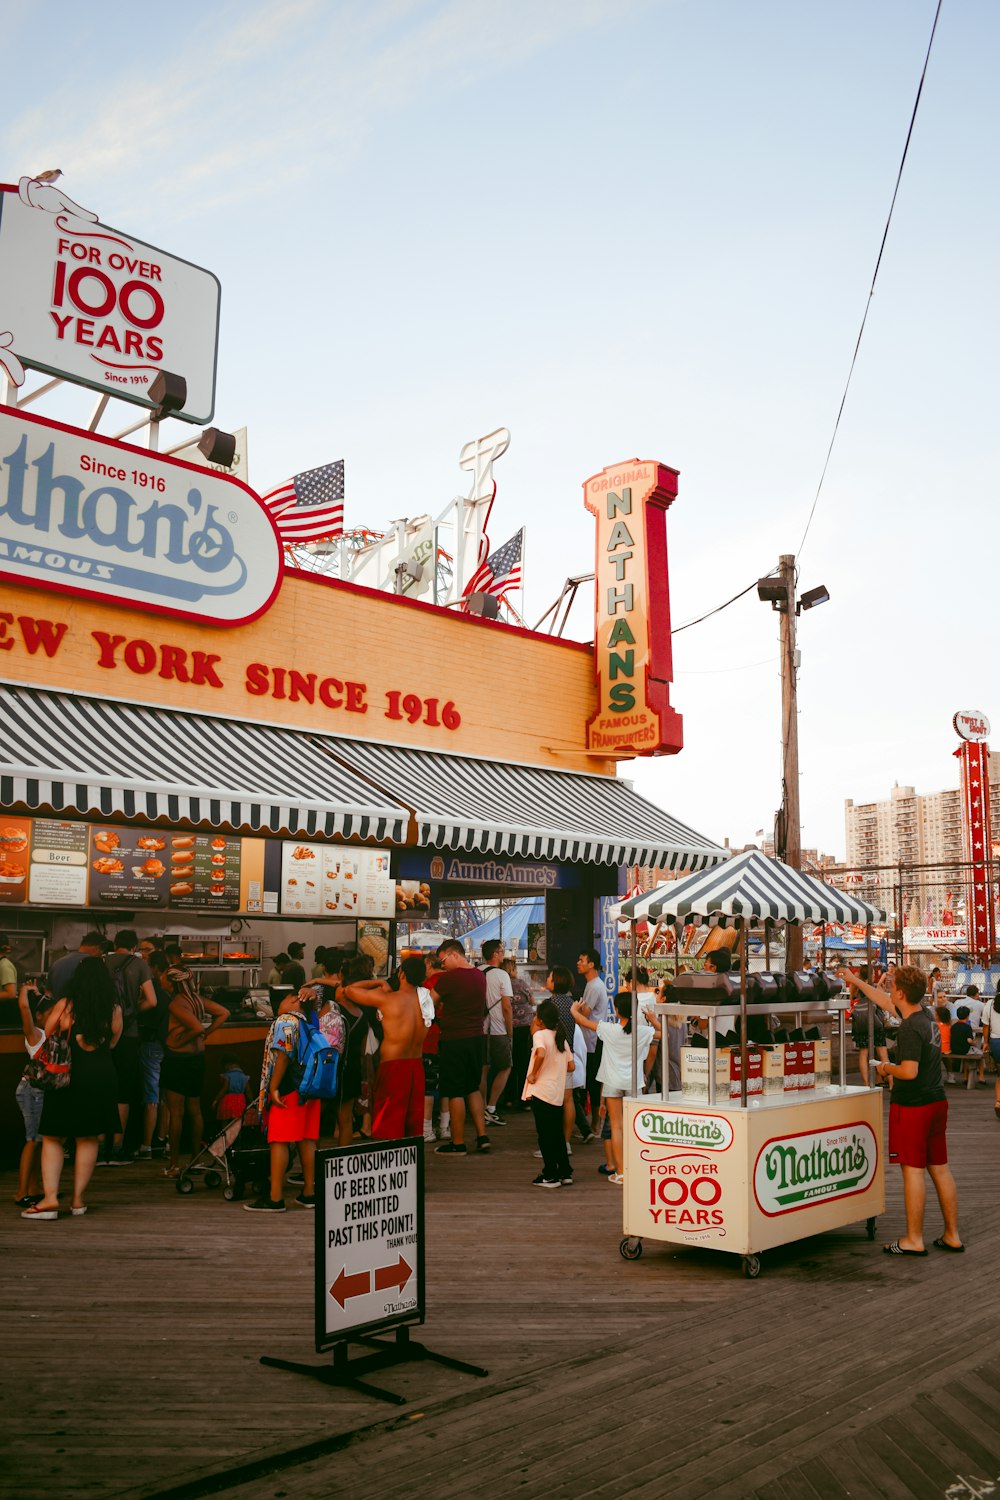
(22, 957, 121, 1220)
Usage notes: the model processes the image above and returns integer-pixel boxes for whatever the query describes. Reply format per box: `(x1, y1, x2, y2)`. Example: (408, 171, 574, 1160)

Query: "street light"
(761, 553, 830, 971)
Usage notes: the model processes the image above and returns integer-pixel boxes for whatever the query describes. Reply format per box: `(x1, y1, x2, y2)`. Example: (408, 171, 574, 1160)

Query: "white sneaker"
(567, 1142, 573, 1155)
(423, 1126, 435, 1142)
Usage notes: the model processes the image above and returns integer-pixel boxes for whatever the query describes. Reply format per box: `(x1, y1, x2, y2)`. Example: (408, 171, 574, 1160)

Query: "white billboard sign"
(317, 1140, 423, 1348)
(953, 709, 991, 743)
(904, 925, 969, 951)
(0, 405, 282, 626)
(0, 178, 220, 424)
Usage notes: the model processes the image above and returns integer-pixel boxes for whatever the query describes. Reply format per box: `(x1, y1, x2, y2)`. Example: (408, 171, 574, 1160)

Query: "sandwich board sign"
(316, 1139, 424, 1350)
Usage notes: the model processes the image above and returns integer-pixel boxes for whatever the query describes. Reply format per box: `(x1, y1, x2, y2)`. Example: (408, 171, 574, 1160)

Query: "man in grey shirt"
(576, 949, 608, 1131)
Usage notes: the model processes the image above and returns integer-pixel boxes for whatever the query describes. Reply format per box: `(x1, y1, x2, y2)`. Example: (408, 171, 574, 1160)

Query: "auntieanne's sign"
(583, 460, 683, 758)
(0, 182, 220, 424)
(0, 405, 282, 625)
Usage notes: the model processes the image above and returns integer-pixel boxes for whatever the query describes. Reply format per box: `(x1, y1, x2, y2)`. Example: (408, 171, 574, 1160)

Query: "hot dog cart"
(618, 850, 887, 1277)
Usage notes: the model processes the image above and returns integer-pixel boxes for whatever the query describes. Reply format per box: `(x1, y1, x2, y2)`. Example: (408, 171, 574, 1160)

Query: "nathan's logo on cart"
(0, 408, 282, 625)
(753, 1123, 877, 1216)
(634, 1110, 734, 1151)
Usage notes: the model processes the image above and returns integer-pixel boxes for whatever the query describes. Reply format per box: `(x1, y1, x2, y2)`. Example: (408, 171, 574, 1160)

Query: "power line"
(797, 0, 944, 560)
(670, 578, 764, 635)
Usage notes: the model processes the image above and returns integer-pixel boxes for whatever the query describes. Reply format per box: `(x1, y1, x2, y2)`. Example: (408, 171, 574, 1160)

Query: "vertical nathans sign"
(583, 460, 683, 758)
(0, 180, 220, 424)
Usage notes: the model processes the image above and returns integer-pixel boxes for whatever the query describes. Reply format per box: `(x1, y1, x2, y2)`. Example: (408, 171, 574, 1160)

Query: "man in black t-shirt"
(850, 964, 962, 1255)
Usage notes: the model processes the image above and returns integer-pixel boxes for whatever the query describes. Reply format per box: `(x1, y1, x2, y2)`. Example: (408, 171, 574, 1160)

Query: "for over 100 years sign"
(316, 1140, 424, 1351)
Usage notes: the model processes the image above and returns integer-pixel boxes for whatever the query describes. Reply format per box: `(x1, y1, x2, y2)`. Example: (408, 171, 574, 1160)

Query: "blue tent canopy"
(461, 897, 545, 952)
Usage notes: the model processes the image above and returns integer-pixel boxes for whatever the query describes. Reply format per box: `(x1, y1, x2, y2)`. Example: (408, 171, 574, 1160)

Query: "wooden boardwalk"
(3, 1078, 999, 1500)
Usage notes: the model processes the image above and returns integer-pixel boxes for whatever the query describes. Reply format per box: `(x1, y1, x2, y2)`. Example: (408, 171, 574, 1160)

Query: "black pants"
(585, 1042, 603, 1120)
(503, 1026, 533, 1109)
(531, 1097, 570, 1181)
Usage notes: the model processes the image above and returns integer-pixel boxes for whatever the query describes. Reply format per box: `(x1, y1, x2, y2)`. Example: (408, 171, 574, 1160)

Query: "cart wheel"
(742, 1254, 761, 1279)
(619, 1237, 643, 1261)
(176, 1176, 194, 1195)
(223, 1186, 235, 1202)
(866, 1217, 877, 1242)
(204, 1170, 222, 1189)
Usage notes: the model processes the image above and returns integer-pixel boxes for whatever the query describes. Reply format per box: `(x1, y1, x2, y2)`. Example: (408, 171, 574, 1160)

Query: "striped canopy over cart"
(620, 849, 886, 926)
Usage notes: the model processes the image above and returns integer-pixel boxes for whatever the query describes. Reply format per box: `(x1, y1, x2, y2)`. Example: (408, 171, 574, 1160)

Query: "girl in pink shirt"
(522, 999, 574, 1187)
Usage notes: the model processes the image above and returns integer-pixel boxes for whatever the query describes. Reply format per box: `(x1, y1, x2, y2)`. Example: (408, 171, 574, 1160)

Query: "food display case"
(163, 935, 262, 994)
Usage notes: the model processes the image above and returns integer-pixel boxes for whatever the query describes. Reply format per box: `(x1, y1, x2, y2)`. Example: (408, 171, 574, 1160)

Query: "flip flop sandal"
(932, 1236, 964, 1252)
(70, 1206, 88, 1217)
(21, 1204, 58, 1220)
(162, 1167, 180, 1178)
(883, 1240, 928, 1256)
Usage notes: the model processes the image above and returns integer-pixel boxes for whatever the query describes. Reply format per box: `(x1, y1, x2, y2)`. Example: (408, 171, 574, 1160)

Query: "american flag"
(262, 460, 345, 545)
(464, 527, 523, 601)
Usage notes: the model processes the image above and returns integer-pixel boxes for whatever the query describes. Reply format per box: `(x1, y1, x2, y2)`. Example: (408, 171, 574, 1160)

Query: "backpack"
(288, 1010, 341, 1101)
(110, 955, 140, 1023)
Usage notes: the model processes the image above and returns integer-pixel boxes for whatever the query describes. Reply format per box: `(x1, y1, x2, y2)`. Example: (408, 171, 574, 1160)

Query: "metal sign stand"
(260, 1137, 487, 1405)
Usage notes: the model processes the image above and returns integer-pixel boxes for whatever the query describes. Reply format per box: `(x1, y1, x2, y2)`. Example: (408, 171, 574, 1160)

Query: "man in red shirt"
(433, 939, 490, 1156)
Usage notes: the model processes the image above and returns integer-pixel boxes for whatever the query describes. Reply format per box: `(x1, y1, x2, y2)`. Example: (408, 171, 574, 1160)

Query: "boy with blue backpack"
(244, 986, 341, 1213)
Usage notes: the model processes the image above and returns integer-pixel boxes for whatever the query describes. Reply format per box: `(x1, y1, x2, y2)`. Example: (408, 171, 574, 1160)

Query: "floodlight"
(799, 584, 830, 611)
(197, 427, 237, 468)
(147, 370, 187, 415)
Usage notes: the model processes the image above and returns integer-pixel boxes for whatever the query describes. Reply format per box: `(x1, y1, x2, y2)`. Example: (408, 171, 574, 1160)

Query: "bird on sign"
(31, 168, 63, 184)
(463, 527, 524, 603)
(261, 459, 345, 545)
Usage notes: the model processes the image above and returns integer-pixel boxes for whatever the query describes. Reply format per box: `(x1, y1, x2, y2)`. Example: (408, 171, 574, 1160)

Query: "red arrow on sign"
(374, 1255, 413, 1295)
(330, 1267, 370, 1307)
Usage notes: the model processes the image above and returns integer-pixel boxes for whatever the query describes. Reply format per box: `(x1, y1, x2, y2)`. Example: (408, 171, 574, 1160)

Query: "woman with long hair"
(522, 997, 574, 1187)
(22, 957, 122, 1220)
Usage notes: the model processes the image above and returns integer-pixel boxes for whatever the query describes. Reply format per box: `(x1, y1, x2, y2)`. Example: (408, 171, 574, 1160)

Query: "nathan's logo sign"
(0, 180, 220, 424)
(753, 1123, 877, 1216)
(583, 461, 683, 759)
(634, 1108, 734, 1151)
(0, 406, 282, 625)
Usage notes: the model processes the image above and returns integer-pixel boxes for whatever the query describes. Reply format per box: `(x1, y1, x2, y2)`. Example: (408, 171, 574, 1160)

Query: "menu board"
(167, 833, 242, 910)
(87, 826, 243, 910)
(280, 842, 394, 919)
(89, 826, 171, 907)
(29, 820, 91, 906)
(0, 817, 93, 907)
(0, 815, 31, 905)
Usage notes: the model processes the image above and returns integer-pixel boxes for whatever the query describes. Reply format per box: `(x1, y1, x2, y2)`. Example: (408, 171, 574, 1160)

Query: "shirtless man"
(343, 955, 427, 1141)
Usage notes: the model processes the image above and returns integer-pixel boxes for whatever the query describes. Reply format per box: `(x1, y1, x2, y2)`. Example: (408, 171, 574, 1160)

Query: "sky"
(2, 0, 996, 861)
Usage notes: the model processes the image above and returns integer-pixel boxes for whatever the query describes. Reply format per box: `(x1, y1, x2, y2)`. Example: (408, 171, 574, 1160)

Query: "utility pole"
(779, 553, 803, 972)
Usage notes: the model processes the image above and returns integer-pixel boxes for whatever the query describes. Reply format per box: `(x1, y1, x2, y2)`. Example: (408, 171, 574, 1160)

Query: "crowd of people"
(9, 927, 998, 1238)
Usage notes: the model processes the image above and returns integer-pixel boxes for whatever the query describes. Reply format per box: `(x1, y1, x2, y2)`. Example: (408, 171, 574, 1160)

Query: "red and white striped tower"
(954, 710, 995, 965)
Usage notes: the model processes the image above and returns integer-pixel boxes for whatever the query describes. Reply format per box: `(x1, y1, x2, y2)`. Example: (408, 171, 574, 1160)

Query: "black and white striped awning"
(0, 684, 725, 869)
(620, 849, 886, 924)
(0, 685, 408, 842)
(332, 739, 724, 870)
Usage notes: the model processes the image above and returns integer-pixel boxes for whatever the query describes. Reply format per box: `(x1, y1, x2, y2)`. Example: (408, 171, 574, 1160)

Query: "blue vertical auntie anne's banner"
(598, 894, 620, 1001)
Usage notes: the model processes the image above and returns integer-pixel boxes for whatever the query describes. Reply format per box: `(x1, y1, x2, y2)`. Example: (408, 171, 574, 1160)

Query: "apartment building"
(844, 755, 1000, 923)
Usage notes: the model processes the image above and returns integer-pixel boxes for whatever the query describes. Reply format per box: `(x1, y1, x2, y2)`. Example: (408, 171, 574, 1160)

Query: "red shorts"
(266, 1091, 321, 1144)
(888, 1099, 948, 1168)
(373, 1058, 425, 1141)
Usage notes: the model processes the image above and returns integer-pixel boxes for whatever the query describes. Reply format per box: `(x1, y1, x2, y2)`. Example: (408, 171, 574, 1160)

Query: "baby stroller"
(175, 1100, 269, 1200)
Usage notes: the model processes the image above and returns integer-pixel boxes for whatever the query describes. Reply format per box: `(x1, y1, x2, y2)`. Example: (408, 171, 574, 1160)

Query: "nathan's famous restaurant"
(0, 175, 722, 1138)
